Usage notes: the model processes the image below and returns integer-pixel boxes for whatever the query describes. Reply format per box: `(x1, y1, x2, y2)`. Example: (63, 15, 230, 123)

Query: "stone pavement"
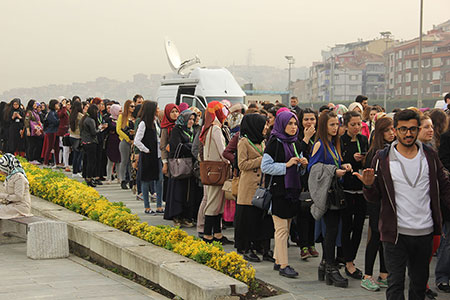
(75, 176, 449, 300)
(0, 243, 168, 300)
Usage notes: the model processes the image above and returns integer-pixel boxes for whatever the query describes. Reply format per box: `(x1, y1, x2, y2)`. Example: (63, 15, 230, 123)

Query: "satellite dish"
(164, 37, 201, 75)
(165, 38, 182, 72)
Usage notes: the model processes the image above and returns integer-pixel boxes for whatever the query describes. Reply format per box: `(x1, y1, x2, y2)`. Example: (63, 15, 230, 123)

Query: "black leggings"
(82, 143, 97, 179)
(341, 193, 366, 263)
(204, 214, 222, 236)
(364, 228, 387, 275)
(323, 209, 341, 264)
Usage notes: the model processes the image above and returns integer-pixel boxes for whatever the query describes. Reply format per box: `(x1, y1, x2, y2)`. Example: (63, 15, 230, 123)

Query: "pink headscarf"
(178, 102, 189, 112)
(276, 107, 290, 116)
(110, 104, 121, 120)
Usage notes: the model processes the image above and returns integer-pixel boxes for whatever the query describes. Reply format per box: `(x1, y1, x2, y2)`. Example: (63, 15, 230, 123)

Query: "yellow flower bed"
(12, 160, 255, 285)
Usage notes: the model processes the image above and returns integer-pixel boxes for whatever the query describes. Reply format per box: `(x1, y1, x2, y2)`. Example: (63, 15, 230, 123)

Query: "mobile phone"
(360, 152, 367, 155)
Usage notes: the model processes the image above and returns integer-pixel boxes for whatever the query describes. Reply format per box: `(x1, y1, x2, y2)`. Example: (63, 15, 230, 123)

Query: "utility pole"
(417, 0, 424, 108)
(285, 56, 295, 100)
(380, 31, 392, 110)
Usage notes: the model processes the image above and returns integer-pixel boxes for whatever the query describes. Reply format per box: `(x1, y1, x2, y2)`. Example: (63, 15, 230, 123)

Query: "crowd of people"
(1, 92, 450, 300)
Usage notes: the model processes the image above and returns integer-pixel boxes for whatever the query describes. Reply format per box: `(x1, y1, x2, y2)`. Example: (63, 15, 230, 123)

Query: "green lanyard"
(329, 145, 340, 168)
(310, 139, 314, 145)
(183, 130, 193, 142)
(245, 136, 264, 156)
(292, 143, 300, 158)
(355, 136, 361, 153)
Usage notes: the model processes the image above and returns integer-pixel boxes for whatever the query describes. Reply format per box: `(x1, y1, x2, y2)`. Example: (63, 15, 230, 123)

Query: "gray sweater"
(308, 162, 337, 220)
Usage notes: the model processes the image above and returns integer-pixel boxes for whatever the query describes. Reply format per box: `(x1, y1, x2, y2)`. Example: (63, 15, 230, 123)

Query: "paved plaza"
(0, 243, 167, 300)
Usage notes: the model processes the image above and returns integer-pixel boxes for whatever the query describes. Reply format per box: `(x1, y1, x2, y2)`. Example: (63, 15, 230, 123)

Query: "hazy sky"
(1, 0, 449, 94)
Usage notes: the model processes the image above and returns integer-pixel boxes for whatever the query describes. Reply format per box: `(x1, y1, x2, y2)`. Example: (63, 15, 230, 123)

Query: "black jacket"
(341, 133, 369, 190)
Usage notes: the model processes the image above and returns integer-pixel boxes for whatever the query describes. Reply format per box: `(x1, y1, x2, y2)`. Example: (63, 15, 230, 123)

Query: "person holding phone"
(340, 111, 369, 280)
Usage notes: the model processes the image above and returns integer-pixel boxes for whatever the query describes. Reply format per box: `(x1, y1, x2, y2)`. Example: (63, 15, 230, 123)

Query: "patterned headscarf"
(0, 153, 27, 180)
(175, 110, 197, 132)
(199, 101, 229, 144)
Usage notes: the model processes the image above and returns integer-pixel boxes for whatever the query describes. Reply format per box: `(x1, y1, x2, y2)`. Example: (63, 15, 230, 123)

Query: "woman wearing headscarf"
(178, 102, 189, 113)
(24, 100, 44, 164)
(106, 104, 122, 183)
(0, 153, 33, 219)
(5, 98, 25, 156)
(261, 111, 308, 278)
(200, 101, 232, 244)
(235, 113, 274, 263)
(160, 104, 180, 201)
(164, 110, 197, 225)
(227, 103, 246, 138)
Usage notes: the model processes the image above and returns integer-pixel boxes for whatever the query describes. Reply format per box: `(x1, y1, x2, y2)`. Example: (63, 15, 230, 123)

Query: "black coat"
(438, 131, 450, 222)
(138, 123, 159, 182)
(264, 137, 301, 219)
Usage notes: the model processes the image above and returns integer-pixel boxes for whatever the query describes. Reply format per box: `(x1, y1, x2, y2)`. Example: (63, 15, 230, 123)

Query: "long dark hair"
(69, 101, 83, 132)
(26, 99, 36, 112)
(315, 110, 342, 159)
(80, 104, 99, 129)
(428, 108, 448, 149)
(298, 108, 318, 140)
(140, 101, 158, 129)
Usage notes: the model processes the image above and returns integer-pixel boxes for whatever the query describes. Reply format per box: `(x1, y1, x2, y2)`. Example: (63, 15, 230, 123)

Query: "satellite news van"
(155, 39, 246, 112)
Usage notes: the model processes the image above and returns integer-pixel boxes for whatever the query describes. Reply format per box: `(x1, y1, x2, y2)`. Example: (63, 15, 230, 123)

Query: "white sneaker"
(72, 173, 82, 178)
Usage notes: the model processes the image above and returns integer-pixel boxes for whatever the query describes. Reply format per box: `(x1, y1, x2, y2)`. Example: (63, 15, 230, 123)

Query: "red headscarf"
(161, 103, 179, 135)
(199, 101, 229, 144)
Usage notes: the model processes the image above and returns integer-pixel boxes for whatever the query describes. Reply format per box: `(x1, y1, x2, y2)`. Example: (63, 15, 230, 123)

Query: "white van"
(155, 39, 245, 112)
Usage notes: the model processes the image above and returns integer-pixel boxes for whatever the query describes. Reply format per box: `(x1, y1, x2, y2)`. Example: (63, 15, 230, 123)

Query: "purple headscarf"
(178, 102, 189, 112)
(270, 111, 301, 189)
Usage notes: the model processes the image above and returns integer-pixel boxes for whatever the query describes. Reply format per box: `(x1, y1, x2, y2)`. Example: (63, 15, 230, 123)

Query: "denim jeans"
(141, 158, 163, 209)
(436, 221, 450, 285)
(152, 158, 163, 208)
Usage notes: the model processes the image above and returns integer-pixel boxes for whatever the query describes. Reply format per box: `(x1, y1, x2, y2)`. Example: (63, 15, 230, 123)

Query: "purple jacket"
(363, 142, 450, 244)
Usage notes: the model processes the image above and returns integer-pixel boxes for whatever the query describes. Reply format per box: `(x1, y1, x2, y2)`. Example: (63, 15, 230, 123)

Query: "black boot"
(318, 260, 326, 281)
(121, 181, 128, 189)
(325, 264, 348, 288)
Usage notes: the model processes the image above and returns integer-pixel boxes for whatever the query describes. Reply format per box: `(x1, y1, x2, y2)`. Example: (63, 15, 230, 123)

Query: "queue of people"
(1, 93, 450, 300)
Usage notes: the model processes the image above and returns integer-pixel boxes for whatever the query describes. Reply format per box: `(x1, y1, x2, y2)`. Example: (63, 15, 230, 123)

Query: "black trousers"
(365, 228, 387, 276)
(26, 135, 42, 162)
(323, 209, 341, 264)
(294, 206, 315, 248)
(82, 143, 97, 179)
(341, 192, 366, 262)
(383, 233, 433, 300)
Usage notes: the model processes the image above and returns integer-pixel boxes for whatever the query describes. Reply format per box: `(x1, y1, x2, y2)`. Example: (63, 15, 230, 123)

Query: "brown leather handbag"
(199, 125, 230, 186)
(199, 160, 230, 186)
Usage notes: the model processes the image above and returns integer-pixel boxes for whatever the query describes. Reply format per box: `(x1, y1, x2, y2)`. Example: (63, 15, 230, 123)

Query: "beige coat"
(204, 122, 227, 215)
(0, 173, 33, 219)
(237, 138, 264, 206)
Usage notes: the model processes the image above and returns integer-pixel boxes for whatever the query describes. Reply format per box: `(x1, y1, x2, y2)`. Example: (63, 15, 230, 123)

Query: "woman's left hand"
(342, 163, 353, 172)
(353, 153, 365, 162)
(299, 157, 308, 167)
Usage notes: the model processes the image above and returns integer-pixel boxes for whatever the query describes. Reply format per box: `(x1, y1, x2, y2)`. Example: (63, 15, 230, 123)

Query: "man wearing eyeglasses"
(354, 109, 450, 300)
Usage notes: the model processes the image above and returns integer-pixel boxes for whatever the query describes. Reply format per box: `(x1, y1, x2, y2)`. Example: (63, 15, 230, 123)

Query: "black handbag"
(251, 174, 273, 211)
(327, 175, 346, 210)
(299, 191, 313, 210)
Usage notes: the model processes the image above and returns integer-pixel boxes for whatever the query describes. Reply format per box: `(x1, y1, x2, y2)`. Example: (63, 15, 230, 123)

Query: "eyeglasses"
(397, 126, 419, 134)
(130, 105, 136, 108)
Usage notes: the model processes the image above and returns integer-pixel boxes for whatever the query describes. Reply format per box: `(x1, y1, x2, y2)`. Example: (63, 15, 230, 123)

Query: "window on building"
(405, 86, 411, 95)
(413, 87, 418, 95)
(405, 73, 411, 82)
(397, 62, 402, 71)
(335, 74, 339, 81)
(390, 78, 393, 84)
(423, 59, 431, 67)
(350, 85, 358, 91)
(426, 86, 431, 94)
(432, 58, 442, 67)
(350, 75, 358, 81)
(413, 74, 418, 81)
(432, 71, 441, 80)
(405, 60, 411, 69)
(397, 74, 402, 83)
(433, 85, 441, 93)
(399, 50, 403, 58)
(427, 73, 431, 81)
(413, 60, 418, 68)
